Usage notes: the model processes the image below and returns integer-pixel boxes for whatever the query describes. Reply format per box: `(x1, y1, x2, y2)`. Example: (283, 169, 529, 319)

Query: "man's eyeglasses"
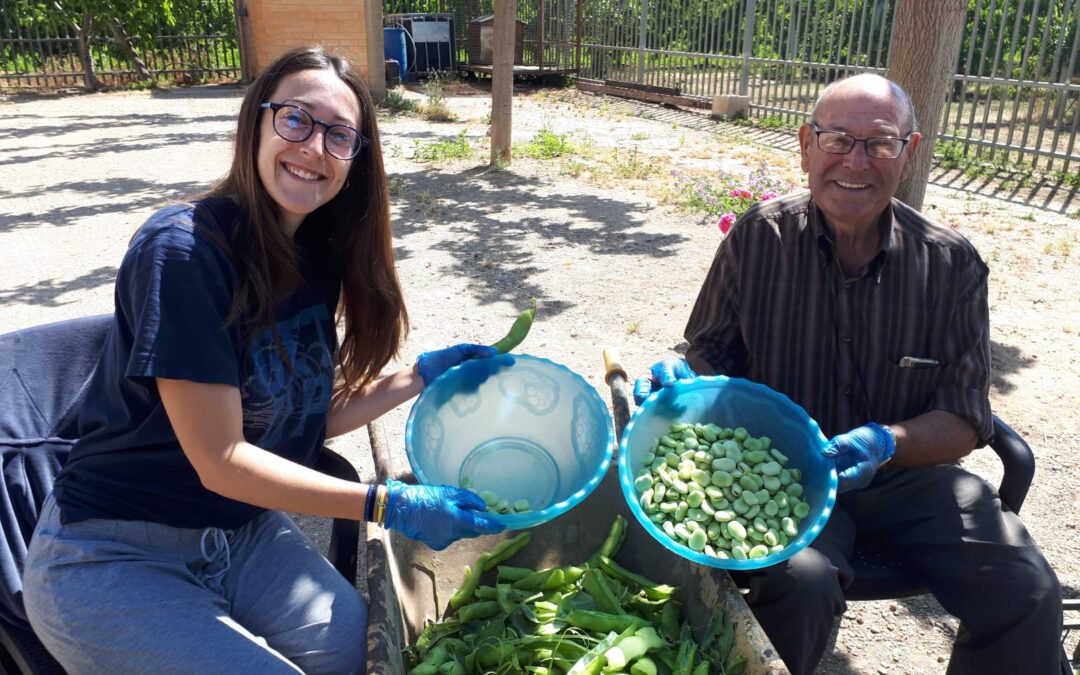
(260, 102, 369, 160)
(811, 124, 911, 160)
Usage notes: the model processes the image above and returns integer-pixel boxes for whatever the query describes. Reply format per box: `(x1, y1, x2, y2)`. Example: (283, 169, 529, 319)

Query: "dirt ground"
(1, 79, 1077, 674)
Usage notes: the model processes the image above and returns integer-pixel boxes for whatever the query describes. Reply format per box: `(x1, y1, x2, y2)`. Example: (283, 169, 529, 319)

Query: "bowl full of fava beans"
(619, 375, 837, 570)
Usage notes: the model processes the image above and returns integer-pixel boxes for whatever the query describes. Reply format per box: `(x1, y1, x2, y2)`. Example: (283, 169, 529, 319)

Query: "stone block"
(711, 94, 750, 119)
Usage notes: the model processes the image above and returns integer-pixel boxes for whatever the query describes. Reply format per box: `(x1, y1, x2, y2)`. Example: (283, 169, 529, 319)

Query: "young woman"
(22, 46, 502, 674)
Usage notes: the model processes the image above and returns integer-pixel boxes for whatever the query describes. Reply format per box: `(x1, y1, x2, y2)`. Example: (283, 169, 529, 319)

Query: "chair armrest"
(314, 447, 361, 585)
(989, 415, 1035, 514)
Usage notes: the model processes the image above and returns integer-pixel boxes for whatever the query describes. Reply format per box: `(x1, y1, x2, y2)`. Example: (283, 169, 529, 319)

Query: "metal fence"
(384, 0, 580, 73)
(573, 0, 1080, 177)
(387, 0, 1079, 177)
(0, 0, 241, 91)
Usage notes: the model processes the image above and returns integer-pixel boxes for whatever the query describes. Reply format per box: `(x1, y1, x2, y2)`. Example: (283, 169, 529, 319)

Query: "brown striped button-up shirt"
(684, 190, 993, 444)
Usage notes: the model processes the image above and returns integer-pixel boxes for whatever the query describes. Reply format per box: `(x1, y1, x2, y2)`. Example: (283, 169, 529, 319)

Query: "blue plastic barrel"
(383, 28, 408, 83)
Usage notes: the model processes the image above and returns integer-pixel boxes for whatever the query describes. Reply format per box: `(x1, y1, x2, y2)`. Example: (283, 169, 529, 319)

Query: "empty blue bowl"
(405, 353, 615, 530)
(619, 375, 837, 570)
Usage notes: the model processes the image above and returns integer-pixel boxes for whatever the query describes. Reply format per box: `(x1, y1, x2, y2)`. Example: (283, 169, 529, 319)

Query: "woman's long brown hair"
(205, 45, 407, 392)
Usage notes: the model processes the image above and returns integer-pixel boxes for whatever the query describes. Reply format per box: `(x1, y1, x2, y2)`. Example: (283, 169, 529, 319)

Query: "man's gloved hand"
(632, 358, 697, 405)
(383, 479, 505, 550)
(416, 344, 498, 386)
(822, 423, 896, 492)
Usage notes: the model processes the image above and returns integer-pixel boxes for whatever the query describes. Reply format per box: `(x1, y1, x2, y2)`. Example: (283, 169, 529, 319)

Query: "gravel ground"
(2, 80, 1077, 674)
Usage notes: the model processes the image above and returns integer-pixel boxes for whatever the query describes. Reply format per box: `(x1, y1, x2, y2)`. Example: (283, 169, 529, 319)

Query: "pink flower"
(760, 190, 779, 201)
(718, 212, 737, 234)
(730, 188, 753, 200)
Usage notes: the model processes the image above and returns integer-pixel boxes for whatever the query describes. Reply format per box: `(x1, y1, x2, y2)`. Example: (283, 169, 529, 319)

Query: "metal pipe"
(740, 0, 755, 96)
(638, 0, 648, 83)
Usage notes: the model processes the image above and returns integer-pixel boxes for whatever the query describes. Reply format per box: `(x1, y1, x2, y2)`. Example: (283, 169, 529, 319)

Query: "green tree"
(22, 0, 179, 90)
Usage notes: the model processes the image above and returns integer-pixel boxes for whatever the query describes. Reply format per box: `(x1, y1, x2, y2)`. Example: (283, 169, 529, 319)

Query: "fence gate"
(0, 0, 242, 91)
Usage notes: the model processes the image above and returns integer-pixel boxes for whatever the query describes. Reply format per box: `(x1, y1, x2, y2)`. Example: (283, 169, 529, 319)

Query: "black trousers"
(740, 465, 1070, 675)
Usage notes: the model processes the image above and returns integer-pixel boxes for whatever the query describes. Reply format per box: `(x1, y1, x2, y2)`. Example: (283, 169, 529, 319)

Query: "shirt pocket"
(867, 357, 941, 422)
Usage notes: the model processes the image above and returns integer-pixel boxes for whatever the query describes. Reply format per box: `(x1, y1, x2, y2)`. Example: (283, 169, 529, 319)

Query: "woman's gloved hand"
(383, 479, 505, 550)
(416, 344, 498, 386)
(822, 423, 896, 492)
(632, 358, 697, 405)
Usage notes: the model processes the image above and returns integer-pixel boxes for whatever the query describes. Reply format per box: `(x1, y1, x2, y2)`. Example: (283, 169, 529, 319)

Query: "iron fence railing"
(0, 0, 240, 91)
(387, 0, 1079, 177)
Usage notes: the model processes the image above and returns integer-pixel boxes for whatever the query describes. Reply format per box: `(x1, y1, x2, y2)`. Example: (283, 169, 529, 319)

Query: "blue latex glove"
(632, 358, 697, 405)
(416, 343, 498, 386)
(383, 479, 505, 550)
(822, 423, 896, 492)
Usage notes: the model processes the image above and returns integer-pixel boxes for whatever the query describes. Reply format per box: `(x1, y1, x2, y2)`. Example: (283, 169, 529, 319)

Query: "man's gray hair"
(812, 74, 918, 134)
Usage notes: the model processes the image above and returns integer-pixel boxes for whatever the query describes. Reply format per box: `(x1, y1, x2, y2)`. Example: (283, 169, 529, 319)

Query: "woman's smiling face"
(257, 68, 361, 236)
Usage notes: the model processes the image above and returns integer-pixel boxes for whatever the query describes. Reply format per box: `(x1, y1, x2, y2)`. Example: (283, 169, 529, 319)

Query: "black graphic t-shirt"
(54, 197, 341, 528)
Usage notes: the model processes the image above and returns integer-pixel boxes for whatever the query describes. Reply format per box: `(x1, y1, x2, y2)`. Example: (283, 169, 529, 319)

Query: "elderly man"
(635, 73, 1068, 675)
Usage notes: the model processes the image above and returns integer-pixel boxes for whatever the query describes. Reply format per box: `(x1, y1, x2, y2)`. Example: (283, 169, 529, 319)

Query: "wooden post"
(490, 0, 516, 164)
(887, 0, 967, 210)
(233, 0, 255, 82)
(366, 1, 386, 101)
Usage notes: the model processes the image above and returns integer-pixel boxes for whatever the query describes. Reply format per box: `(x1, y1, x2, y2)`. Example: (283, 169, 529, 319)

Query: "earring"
(343, 179, 351, 190)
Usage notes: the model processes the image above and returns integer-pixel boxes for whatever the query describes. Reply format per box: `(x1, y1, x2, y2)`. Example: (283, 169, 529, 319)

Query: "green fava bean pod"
(491, 298, 537, 354)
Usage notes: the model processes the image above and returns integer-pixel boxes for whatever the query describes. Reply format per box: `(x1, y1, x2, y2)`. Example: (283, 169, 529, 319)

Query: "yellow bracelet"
(374, 485, 389, 525)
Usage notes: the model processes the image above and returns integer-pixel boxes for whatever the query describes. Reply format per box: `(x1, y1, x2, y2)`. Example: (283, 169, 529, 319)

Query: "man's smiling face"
(798, 77, 921, 233)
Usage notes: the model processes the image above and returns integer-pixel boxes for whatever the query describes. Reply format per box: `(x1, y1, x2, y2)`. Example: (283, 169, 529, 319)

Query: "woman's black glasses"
(260, 102, 369, 160)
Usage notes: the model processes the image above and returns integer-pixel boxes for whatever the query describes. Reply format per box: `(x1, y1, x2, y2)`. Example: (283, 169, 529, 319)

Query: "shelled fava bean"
(633, 422, 812, 561)
(461, 476, 532, 515)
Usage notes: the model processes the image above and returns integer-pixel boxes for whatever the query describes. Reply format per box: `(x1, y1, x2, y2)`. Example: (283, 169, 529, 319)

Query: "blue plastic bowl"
(405, 353, 615, 530)
(619, 375, 837, 570)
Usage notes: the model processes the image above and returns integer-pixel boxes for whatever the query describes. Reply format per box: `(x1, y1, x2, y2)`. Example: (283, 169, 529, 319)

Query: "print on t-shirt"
(241, 304, 334, 449)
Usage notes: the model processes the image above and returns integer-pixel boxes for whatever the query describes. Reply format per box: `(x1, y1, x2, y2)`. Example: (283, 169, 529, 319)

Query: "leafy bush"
(380, 88, 417, 114)
(419, 73, 456, 122)
(676, 162, 795, 234)
(413, 130, 473, 162)
(515, 127, 574, 159)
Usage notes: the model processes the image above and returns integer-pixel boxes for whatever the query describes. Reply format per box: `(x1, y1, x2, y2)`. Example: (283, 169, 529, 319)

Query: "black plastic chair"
(1063, 598, 1080, 668)
(0, 315, 360, 674)
(843, 415, 1035, 600)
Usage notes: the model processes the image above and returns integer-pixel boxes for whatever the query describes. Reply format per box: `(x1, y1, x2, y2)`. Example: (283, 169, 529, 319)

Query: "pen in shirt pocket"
(898, 356, 941, 368)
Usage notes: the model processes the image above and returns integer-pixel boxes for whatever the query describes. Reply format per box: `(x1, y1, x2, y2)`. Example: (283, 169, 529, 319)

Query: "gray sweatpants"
(23, 495, 367, 674)
(740, 464, 1069, 675)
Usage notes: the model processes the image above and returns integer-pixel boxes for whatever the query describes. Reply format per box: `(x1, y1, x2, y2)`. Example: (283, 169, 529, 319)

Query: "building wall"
(243, 0, 374, 81)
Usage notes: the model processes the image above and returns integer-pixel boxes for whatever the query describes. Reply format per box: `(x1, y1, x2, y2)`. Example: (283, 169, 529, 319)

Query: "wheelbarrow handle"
(602, 347, 633, 444)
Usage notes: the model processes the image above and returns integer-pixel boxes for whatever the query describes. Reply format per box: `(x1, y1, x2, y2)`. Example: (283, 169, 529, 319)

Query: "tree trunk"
(887, 0, 967, 210)
(110, 18, 154, 82)
(76, 11, 99, 91)
(490, 0, 517, 165)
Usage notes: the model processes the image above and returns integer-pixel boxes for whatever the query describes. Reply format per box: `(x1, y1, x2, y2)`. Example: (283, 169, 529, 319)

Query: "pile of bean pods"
(633, 422, 812, 561)
(404, 516, 748, 675)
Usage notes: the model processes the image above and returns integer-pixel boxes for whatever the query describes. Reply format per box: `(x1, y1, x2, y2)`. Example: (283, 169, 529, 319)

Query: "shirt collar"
(808, 198, 896, 281)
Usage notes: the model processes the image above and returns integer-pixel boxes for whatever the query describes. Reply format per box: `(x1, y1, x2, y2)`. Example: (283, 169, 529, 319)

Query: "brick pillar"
(243, 0, 378, 87)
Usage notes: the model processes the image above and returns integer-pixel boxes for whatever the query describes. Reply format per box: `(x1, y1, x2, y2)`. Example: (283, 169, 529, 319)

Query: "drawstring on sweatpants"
(198, 527, 232, 593)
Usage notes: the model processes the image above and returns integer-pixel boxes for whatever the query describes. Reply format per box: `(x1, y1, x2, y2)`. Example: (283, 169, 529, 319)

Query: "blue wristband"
(363, 484, 377, 522)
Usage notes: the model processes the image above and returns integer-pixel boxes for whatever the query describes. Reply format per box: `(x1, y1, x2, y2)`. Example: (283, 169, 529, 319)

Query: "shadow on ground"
(388, 164, 689, 316)
(0, 266, 118, 307)
(0, 179, 209, 234)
